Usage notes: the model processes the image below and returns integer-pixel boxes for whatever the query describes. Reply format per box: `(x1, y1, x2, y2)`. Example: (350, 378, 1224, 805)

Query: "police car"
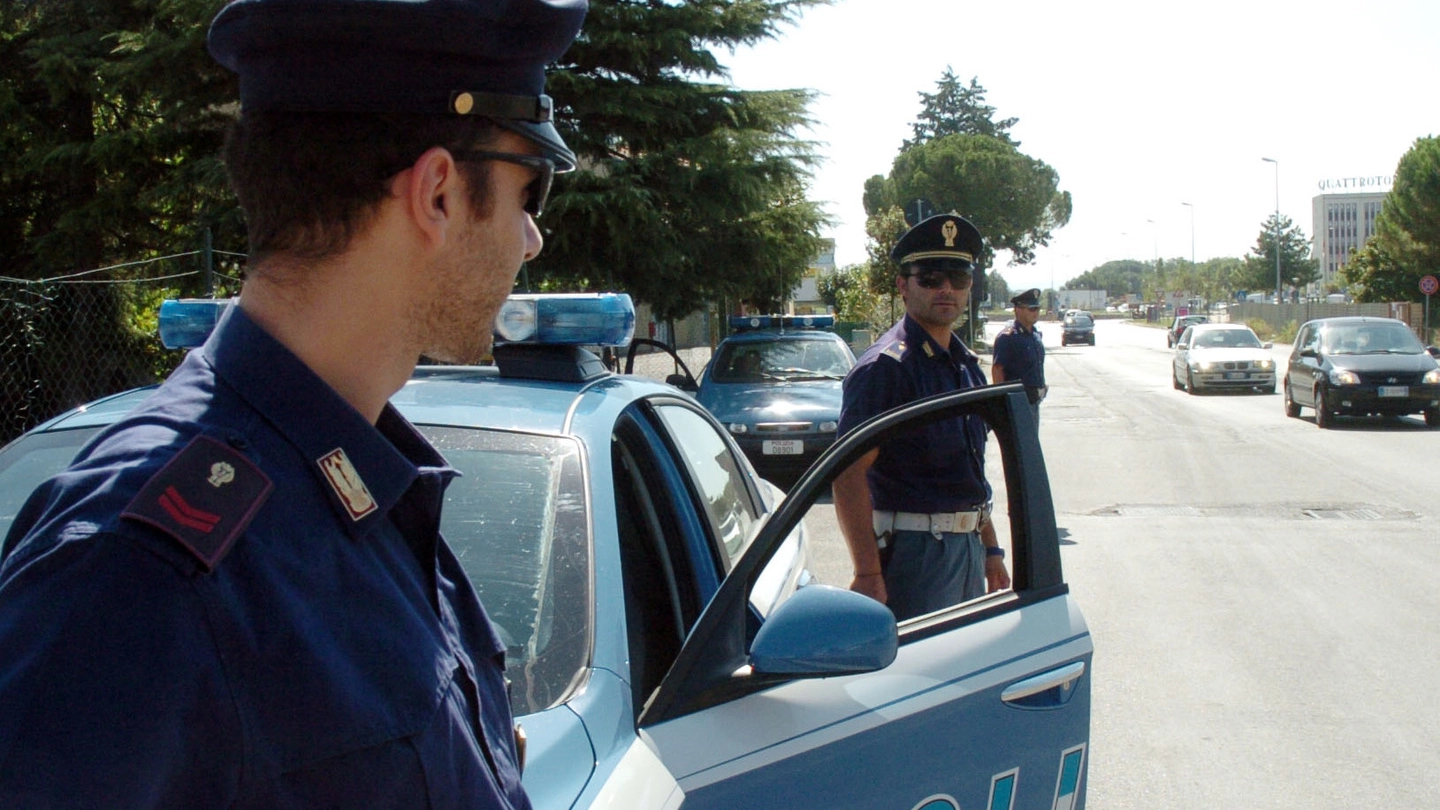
(694, 315, 855, 489)
(0, 295, 1092, 809)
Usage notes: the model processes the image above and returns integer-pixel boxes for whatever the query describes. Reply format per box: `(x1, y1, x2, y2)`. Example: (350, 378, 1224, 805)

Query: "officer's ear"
(395, 147, 463, 250)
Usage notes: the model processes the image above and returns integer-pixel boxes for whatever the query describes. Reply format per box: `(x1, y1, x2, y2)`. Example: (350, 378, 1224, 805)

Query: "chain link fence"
(0, 257, 242, 445)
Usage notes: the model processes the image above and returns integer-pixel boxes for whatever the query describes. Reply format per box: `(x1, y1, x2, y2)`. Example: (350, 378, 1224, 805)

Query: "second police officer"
(832, 213, 1010, 622)
(991, 287, 1048, 426)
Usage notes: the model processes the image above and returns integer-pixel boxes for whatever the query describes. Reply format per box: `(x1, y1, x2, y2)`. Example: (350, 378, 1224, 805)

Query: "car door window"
(651, 403, 758, 569)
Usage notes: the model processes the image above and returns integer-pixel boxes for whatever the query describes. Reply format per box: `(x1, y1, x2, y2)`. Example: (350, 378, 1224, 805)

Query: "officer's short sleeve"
(991, 332, 1017, 369)
(837, 355, 908, 437)
(0, 531, 242, 805)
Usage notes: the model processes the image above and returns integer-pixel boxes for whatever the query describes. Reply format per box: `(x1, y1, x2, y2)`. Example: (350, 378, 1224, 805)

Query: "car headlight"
(1192, 360, 1219, 372)
(1329, 369, 1361, 386)
(818, 420, 838, 433)
(1255, 359, 1274, 370)
(726, 423, 748, 435)
(1424, 369, 1440, 385)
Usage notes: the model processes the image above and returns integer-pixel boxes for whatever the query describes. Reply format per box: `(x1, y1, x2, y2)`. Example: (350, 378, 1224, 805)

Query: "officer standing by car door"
(832, 213, 1010, 621)
(0, 0, 587, 807)
(991, 287, 1048, 427)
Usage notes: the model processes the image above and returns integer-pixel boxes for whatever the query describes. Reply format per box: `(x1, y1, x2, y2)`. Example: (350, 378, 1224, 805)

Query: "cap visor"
(497, 119, 577, 172)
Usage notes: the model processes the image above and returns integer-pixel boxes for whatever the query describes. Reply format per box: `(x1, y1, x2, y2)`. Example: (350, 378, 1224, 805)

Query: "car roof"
(1305, 316, 1404, 328)
(1188, 323, 1251, 332)
(719, 329, 845, 346)
(21, 361, 685, 444)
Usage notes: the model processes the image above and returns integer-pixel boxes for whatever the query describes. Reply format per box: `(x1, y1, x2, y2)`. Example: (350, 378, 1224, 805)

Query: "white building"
(1311, 176, 1391, 291)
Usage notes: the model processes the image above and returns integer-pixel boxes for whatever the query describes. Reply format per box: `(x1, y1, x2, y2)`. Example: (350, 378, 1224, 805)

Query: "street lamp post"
(1262, 157, 1281, 302)
(1179, 203, 1195, 268)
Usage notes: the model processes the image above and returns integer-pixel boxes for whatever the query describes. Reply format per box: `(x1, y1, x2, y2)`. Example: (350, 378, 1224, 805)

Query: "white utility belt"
(873, 508, 985, 537)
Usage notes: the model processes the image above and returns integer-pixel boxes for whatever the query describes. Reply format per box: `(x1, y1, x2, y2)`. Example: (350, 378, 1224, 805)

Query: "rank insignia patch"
(318, 447, 377, 521)
(123, 435, 273, 571)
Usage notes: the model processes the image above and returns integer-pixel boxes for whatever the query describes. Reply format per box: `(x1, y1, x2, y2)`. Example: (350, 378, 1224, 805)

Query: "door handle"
(1001, 661, 1085, 706)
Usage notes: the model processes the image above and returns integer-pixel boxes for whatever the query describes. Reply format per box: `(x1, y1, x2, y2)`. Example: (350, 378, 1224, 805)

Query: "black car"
(1283, 316, 1440, 428)
(1167, 314, 1208, 347)
(1060, 311, 1095, 346)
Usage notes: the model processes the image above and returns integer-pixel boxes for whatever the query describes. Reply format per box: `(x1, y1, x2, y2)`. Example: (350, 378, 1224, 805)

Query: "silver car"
(1172, 323, 1277, 394)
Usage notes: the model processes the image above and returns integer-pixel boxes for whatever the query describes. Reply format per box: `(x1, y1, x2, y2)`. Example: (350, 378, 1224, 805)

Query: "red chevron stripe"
(160, 486, 220, 533)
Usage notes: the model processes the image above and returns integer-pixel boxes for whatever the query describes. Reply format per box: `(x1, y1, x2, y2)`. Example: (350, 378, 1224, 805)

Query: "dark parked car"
(1283, 316, 1440, 428)
(1060, 311, 1095, 346)
(1167, 314, 1208, 347)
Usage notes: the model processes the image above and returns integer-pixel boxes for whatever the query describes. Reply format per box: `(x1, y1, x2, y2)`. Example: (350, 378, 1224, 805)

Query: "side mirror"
(1176, 342, 1188, 350)
(1428, 346, 1440, 358)
(1262, 341, 1274, 349)
(749, 585, 897, 676)
(1300, 347, 1318, 358)
(665, 373, 698, 392)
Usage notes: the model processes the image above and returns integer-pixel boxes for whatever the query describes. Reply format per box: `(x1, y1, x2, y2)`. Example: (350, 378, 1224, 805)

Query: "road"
(797, 316, 1440, 807)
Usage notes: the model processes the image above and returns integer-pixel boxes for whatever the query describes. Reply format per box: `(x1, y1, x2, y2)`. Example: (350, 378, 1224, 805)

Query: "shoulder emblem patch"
(123, 435, 273, 571)
(880, 340, 906, 361)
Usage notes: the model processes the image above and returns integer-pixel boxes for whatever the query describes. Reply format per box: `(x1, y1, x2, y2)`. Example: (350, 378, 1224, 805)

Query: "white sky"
(722, 0, 1440, 292)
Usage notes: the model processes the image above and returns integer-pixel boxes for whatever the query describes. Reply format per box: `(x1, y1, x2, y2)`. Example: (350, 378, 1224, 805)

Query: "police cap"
(207, 0, 588, 171)
(890, 213, 984, 268)
(1011, 288, 1042, 308)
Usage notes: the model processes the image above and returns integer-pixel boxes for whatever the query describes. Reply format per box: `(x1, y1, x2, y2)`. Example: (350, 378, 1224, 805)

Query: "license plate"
(762, 440, 803, 456)
(1378, 386, 1409, 398)
(1225, 372, 1247, 380)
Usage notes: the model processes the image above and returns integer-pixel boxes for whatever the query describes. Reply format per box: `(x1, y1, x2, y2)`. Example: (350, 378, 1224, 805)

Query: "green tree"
(902, 67, 1017, 150)
(1243, 214, 1319, 295)
(0, 0, 239, 435)
(1065, 260, 1149, 299)
(869, 135, 1071, 267)
(1343, 135, 1440, 302)
(531, 0, 832, 320)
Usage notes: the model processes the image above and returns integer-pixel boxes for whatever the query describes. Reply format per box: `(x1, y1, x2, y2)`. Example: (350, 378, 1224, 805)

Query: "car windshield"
(1193, 329, 1262, 349)
(711, 337, 853, 382)
(0, 423, 591, 718)
(1321, 324, 1425, 355)
(1066, 314, 1093, 326)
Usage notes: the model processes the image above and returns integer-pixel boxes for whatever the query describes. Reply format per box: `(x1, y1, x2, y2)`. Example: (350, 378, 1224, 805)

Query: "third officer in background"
(832, 213, 1010, 622)
(991, 287, 1047, 427)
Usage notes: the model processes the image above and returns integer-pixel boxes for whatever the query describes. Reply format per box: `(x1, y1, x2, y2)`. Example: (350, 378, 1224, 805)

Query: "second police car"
(694, 315, 855, 489)
(0, 294, 1093, 809)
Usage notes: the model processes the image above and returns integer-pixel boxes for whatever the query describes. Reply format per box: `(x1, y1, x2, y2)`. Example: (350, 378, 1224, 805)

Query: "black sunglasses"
(454, 150, 556, 217)
(907, 268, 973, 290)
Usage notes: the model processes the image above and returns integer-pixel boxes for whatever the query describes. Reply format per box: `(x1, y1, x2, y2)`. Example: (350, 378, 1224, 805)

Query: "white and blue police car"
(0, 294, 1092, 809)
(693, 315, 856, 490)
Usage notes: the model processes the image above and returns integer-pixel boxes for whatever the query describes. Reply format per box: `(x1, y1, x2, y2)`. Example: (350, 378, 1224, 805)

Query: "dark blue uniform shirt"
(991, 320, 1046, 389)
(837, 315, 990, 513)
(0, 307, 530, 809)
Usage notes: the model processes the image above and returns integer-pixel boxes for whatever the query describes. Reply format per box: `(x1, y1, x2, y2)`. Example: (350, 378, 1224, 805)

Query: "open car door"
(595, 383, 1092, 810)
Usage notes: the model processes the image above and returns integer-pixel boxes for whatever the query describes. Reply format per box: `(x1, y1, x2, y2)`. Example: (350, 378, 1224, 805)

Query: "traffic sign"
(1420, 275, 1438, 296)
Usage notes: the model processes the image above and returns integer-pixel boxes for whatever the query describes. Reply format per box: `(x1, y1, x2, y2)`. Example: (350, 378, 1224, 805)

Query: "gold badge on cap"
(453, 92, 475, 115)
(318, 448, 377, 521)
(942, 220, 958, 247)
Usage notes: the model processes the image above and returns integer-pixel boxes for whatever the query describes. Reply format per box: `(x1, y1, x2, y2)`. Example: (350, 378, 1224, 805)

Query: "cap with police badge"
(1011, 288, 1042, 308)
(890, 213, 984, 268)
(207, 0, 588, 171)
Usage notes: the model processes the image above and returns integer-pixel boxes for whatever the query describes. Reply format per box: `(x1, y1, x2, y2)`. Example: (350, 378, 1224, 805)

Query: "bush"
(1247, 319, 1299, 344)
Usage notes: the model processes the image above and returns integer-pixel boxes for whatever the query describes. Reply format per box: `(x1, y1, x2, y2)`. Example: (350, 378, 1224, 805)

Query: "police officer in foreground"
(992, 287, 1048, 426)
(0, 0, 585, 806)
(832, 214, 1010, 621)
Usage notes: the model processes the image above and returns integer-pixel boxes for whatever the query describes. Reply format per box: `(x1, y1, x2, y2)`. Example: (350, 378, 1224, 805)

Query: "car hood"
(697, 380, 843, 423)
(1323, 352, 1439, 373)
(1186, 347, 1273, 362)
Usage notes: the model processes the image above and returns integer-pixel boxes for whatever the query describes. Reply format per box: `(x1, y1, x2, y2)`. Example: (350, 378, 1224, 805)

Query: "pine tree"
(903, 66, 1018, 150)
(532, 0, 832, 319)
